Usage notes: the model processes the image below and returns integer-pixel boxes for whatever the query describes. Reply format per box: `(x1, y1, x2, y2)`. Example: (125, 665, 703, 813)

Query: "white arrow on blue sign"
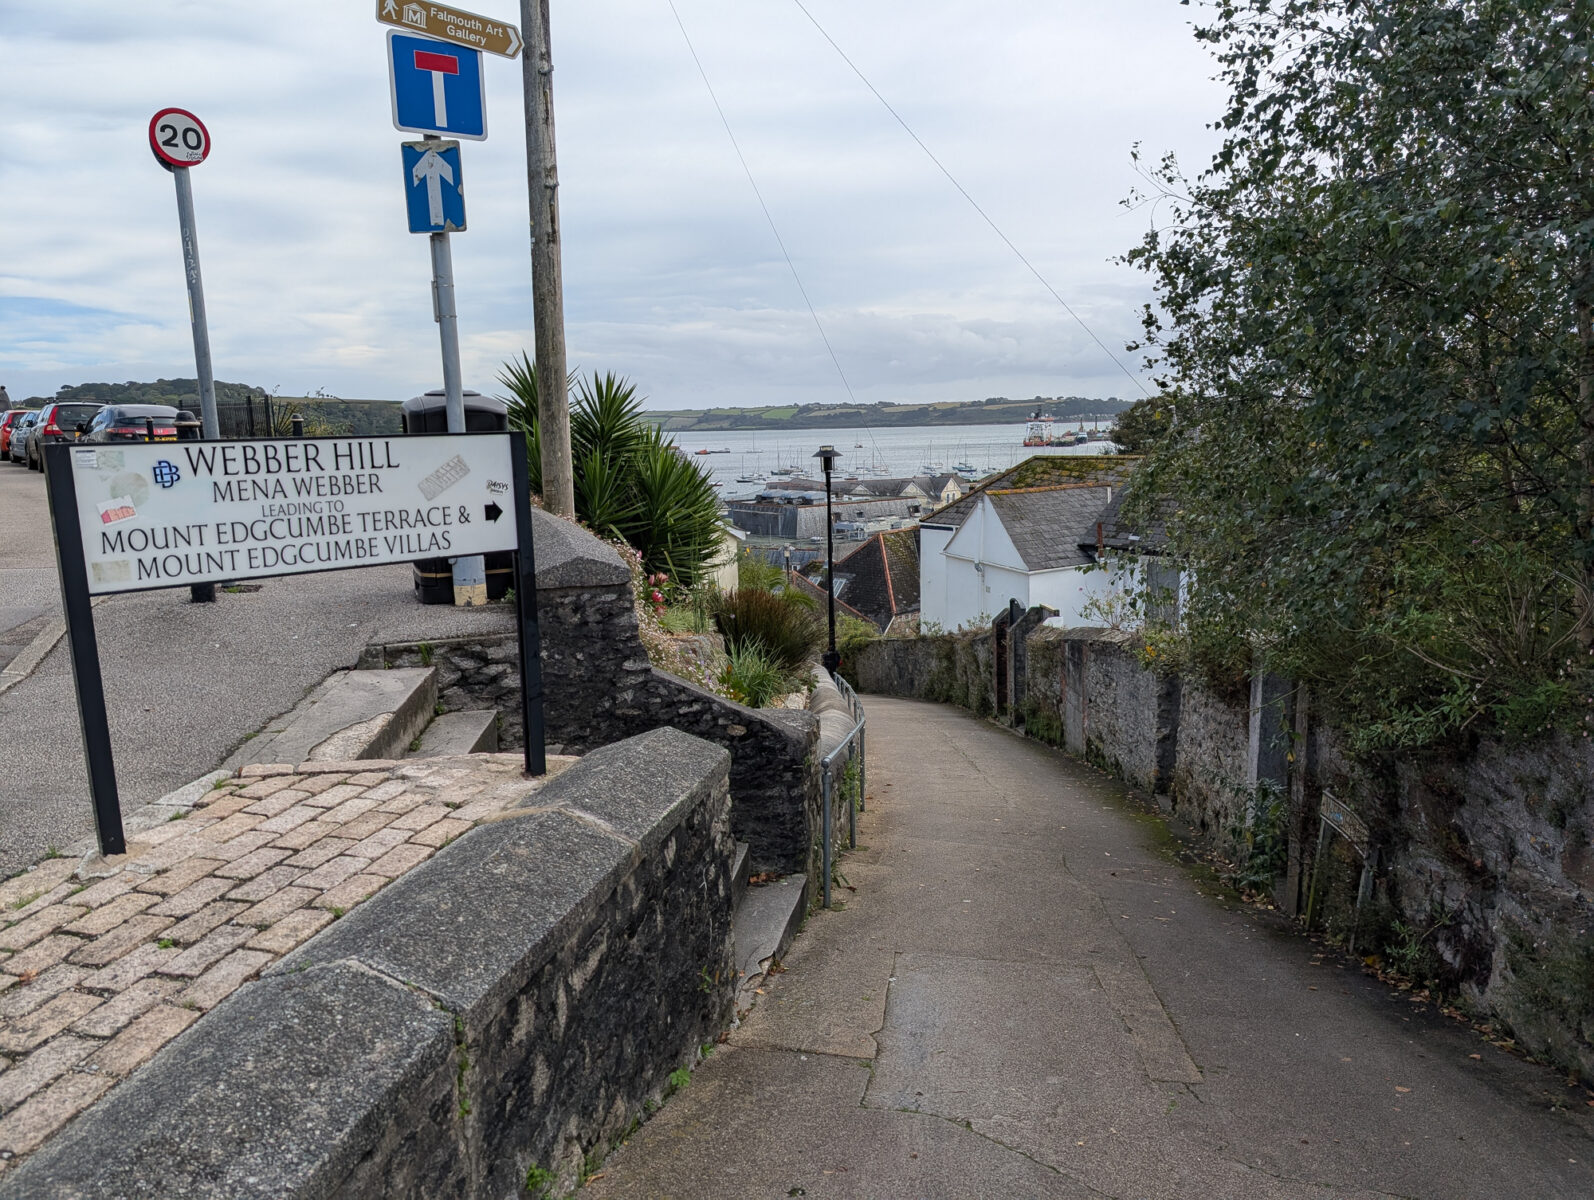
(402, 140, 465, 233)
(388, 30, 486, 140)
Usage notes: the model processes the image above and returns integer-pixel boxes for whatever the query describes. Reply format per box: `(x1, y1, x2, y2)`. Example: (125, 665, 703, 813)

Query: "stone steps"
(730, 841, 750, 912)
(407, 710, 499, 758)
(226, 667, 438, 769)
(731, 872, 808, 999)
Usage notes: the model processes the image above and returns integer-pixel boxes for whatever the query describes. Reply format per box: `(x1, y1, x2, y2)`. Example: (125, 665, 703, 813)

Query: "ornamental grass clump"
(719, 640, 790, 709)
(712, 586, 823, 675)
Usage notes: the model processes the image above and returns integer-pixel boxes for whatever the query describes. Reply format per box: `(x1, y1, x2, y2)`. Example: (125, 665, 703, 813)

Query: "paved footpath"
(584, 697, 1594, 1200)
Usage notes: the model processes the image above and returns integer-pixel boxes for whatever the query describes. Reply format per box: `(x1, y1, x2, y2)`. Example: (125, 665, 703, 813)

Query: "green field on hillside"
(646, 396, 1131, 431)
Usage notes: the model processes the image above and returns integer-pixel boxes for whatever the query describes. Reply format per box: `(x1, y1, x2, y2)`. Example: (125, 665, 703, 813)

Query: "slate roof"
(759, 476, 926, 500)
(831, 528, 921, 632)
(987, 487, 1117, 571)
(923, 454, 1138, 528)
(784, 569, 873, 625)
(1095, 489, 1171, 553)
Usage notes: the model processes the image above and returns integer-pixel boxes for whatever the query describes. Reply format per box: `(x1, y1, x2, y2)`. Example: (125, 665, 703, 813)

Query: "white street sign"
(64, 434, 518, 594)
(148, 108, 210, 168)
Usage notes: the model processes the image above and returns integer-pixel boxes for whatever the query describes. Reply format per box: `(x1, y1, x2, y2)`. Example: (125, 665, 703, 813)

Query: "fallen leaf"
(1468, 1054, 1481, 1060)
(1395, 1086, 1411, 1093)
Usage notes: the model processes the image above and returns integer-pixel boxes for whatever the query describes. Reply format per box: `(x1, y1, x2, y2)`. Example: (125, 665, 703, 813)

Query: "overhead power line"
(786, 0, 1153, 399)
(664, 0, 870, 433)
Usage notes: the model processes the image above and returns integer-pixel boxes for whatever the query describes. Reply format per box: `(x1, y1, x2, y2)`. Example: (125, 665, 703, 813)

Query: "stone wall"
(365, 510, 821, 884)
(1, 728, 738, 1200)
(854, 620, 1594, 1082)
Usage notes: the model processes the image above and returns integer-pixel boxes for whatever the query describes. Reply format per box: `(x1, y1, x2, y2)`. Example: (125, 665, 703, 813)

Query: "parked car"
(22, 401, 103, 470)
(0, 410, 27, 459)
(6, 412, 38, 464)
(80, 405, 181, 444)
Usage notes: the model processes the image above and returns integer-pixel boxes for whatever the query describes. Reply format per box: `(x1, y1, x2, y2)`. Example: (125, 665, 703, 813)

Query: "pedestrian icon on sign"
(387, 31, 487, 140)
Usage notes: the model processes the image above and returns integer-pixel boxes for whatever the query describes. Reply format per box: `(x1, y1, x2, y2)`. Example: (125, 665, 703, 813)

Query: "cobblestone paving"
(0, 751, 571, 1170)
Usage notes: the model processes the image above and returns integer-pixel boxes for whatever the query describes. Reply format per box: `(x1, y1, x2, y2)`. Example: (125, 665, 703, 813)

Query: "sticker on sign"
(148, 107, 210, 168)
(64, 434, 518, 594)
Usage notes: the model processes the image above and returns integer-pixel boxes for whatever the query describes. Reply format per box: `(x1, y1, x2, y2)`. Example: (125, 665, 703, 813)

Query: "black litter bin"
(401, 390, 515, 604)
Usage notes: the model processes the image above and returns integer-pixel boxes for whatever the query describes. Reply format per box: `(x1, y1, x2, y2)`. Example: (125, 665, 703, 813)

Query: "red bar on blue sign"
(414, 50, 460, 74)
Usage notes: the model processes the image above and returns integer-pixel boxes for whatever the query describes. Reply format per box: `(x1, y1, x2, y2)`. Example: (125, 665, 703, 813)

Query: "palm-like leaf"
(574, 447, 637, 542)
(497, 352, 544, 497)
(498, 354, 723, 585)
(571, 372, 647, 467)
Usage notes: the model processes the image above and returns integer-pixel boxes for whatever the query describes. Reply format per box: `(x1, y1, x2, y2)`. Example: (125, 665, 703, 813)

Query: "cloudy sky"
(3, 0, 1225, 410)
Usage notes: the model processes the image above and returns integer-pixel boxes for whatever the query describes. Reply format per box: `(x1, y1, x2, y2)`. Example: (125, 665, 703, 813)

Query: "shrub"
(719, 640, 789, 708)
(737, 550, 785, 592)
(713, 587, 823, 674)
(500, 359, 724, 586)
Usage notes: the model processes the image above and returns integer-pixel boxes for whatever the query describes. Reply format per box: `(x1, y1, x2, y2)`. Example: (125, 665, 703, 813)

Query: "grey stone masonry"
(0, 727, 738, 1200)
(367, 508, 821, 883)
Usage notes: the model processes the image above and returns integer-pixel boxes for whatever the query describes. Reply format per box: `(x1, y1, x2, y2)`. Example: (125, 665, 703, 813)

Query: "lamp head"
(812, 444, 840, 474)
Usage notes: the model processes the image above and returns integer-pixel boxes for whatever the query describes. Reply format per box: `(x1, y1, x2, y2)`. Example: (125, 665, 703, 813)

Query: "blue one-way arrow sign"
(388, 30, 486, 140)
(402, 140, 466, 233)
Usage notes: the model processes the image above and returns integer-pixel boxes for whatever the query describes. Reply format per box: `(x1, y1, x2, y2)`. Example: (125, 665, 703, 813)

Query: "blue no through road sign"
(402, 140, 466, 233)
(388, 30, 486, 140)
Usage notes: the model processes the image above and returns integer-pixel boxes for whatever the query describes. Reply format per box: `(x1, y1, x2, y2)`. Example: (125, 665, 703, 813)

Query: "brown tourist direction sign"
(376, 0, 523, 59)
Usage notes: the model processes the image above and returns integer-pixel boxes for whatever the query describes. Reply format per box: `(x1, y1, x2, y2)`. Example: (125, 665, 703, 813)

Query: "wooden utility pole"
(519, 0, 575, 517)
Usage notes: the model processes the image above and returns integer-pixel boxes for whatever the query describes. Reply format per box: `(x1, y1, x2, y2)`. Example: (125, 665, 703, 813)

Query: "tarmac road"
(583, 697, 1594, 1200)
(0, 461, 60, 670)
(0, 456, 513, 877)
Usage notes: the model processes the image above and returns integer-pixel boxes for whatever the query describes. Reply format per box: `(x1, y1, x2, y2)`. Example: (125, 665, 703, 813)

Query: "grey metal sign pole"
(172, 167, 220, 440)
(428, 218, 487, 604)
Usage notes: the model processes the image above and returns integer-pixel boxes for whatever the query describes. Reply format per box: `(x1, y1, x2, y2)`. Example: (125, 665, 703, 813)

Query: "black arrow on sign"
(484, 502, 503, 523)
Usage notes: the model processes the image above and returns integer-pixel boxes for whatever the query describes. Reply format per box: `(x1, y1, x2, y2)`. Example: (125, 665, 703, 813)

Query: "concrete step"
(406, 710, 499, 758)
(731, 841, 750, 913)
(732, 873, 808, 994)
(227, 667, 438, 769)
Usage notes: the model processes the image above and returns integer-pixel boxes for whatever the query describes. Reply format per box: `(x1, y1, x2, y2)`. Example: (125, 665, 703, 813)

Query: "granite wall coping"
(1, 727, 736, 1199)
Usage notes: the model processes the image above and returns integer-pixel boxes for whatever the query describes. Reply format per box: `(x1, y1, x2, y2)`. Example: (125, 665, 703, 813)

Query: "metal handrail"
(819, 673, 867, 909)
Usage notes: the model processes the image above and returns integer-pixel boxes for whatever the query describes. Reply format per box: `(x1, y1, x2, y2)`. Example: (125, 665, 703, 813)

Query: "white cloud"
(2, 0, 1223, 407)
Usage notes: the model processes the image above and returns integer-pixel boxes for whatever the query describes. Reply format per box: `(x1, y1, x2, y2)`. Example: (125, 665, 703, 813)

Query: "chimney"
(1096, 522, 1104, 553)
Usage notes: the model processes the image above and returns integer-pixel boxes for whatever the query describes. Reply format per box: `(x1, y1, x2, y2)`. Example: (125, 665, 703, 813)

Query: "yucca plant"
(498, 358, 724, 586)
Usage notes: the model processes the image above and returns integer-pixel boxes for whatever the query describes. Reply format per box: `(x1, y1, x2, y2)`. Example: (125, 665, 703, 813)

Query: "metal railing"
(820, 673, 867, 909)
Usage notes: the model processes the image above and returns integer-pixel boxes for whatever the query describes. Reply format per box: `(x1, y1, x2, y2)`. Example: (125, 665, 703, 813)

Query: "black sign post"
(508, 430, 547, 775)
(42, 443, 125, 856)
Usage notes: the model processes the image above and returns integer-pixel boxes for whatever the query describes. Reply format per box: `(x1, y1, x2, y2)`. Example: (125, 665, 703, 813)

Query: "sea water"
(665, 421, 1115, 499)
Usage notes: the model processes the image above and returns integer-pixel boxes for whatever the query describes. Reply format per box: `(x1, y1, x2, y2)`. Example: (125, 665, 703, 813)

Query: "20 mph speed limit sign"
(148, 108, 210, 168)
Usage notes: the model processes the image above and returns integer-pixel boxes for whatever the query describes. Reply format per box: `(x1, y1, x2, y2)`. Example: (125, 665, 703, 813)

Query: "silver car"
(6, 412, 37, 465)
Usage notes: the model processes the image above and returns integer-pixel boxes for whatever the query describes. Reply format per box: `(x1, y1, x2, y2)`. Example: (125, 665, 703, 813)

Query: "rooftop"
(923, 454, 1138, 529)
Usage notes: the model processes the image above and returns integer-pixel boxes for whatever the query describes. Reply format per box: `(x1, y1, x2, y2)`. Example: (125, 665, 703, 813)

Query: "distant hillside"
(644, 396, 1133, 432)
(43, 380, 402, 436)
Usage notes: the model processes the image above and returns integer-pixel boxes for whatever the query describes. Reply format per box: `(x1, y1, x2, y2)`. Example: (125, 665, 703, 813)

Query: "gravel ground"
(0, 462, 515, 876)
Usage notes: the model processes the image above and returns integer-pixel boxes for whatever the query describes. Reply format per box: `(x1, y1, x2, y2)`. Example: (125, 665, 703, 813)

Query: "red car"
(0, 410, 25, 458)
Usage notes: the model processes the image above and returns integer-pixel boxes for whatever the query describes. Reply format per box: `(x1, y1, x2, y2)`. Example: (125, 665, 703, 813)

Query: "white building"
(919, 456, 1163, 631)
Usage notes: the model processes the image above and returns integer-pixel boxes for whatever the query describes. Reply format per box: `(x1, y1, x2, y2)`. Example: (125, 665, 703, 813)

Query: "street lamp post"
(813, 445, 841, 676)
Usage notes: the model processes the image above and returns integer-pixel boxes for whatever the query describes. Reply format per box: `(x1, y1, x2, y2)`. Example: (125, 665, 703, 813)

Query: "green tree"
(1123, 0, 1593, 746)
(1109, 395, 1172, 454)
(500, 356, 725, 587)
